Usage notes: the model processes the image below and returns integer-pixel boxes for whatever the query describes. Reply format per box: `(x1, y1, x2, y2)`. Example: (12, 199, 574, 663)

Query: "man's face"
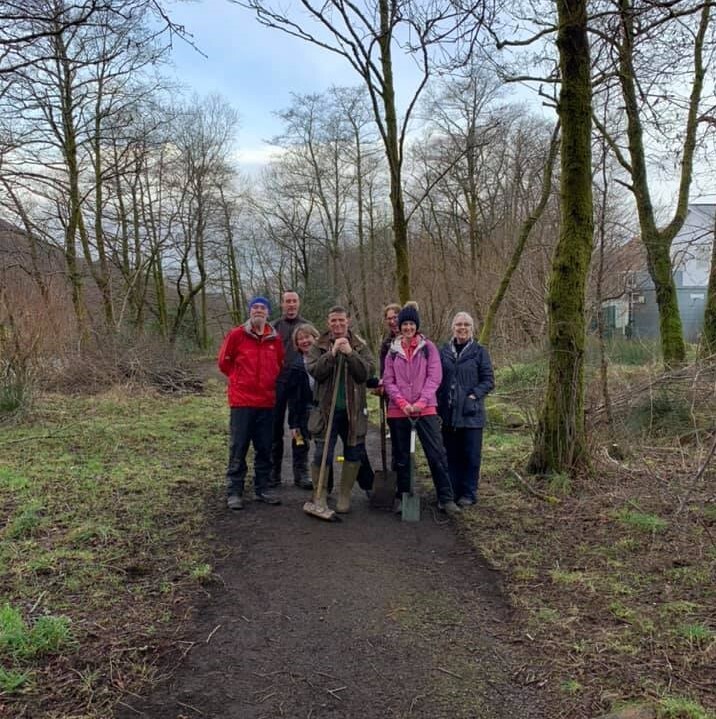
(282, 292, 300, 319)
(385, 309, 398, 336)
(328, 311, 349, 338)
(249, 302, 269, 328)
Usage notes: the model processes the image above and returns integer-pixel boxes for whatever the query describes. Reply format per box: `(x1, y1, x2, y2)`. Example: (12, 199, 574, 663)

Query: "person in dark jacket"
(218, 297, 284, 510)
(286, 323, 320, 490)
(437, 311, 495, 507)
(270, 290, 310, 488)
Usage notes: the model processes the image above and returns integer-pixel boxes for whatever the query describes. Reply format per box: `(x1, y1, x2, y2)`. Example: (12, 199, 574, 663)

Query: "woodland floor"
(114, 426, 554, 719)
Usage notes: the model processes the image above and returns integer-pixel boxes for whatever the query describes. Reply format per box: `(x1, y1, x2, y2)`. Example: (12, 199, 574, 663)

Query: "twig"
(509, 469, 558, 503)
(116, 701, 141, 715)
(408, 694, 426, 715)
(176, 700, 204, 715)
(258, 691, 277, 703)
(316, 670, 338, 680)
(676, 429, 716, 516)
(326, 685, 347, 701)
(205, 624, 221, 643)
(436, 666, 463, 679)
(29, 590, 46, 614)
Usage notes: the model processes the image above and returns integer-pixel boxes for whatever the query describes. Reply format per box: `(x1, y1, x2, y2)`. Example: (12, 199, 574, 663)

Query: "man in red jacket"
(218, 296, 284, 510)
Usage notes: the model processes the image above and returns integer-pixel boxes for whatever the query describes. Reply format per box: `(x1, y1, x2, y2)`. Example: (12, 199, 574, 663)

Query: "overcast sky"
(165, 0, 463, 172)
(164, 1, 713, 204)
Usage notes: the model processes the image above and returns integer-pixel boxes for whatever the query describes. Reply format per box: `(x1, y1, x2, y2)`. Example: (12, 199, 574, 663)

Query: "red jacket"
(217, 321, 284, 408)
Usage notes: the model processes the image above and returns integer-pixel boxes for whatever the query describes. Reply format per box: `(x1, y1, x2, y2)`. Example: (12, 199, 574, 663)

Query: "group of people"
(217, 291, 495, 517)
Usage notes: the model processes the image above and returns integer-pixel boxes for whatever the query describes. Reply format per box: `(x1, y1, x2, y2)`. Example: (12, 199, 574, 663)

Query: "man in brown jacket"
(306, 306, 374, 513)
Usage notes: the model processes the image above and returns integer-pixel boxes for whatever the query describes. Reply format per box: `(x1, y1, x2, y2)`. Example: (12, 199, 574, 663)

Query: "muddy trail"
(116, 427, 551, 719)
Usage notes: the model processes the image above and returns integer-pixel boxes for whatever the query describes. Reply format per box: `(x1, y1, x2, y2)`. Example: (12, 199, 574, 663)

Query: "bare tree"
(237, 0, 490, 302)
(591, 0, 715, 366)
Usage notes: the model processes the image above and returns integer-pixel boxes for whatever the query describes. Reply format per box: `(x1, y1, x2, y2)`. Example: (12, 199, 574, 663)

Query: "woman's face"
(400, 321, 417, 340)
(453, 318, 471, 342)
(385, 310, 398, 335)
(296, 332, 315, 354)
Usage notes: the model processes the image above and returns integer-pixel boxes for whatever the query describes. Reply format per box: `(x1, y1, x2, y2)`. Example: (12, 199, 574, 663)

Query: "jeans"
(312, 408, 364, 467)
(442, 426, 483, 503)
(226, 407, 273, 496)
(388, 415, 454, 504)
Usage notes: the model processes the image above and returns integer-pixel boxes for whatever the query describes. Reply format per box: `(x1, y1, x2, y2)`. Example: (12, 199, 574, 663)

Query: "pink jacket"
(383, 335, 442, 418)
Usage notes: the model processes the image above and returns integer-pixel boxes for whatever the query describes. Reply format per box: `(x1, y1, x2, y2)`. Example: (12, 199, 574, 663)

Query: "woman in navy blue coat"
(286, 324, 320, 489)
(437, 312, 495, 506)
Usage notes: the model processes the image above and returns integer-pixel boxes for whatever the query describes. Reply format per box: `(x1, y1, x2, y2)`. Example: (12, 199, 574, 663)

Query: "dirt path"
(116, 428, 551, 719)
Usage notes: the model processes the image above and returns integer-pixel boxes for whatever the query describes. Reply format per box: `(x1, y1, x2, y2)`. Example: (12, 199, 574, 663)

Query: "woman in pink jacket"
(383, 304, 460, 518)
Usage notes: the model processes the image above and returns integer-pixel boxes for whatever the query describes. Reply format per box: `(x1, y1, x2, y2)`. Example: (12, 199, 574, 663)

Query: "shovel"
(303, 356, 342, 523)
(401, 417, 420, 522)
(369, 396, 397, 510)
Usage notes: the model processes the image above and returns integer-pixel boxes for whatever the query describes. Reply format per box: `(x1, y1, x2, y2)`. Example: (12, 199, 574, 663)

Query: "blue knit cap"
(248, 296, 271, 314)
(397, 304, 420, 330)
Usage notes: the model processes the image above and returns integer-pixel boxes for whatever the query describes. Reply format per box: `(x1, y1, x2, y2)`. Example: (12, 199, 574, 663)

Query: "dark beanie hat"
(398, 304, 420, 330)
(248, 296, 271, 314)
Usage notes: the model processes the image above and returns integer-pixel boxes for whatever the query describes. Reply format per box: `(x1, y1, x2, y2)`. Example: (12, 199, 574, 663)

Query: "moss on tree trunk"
(528, 0, 593, 475)
(702, 220, 716, 356)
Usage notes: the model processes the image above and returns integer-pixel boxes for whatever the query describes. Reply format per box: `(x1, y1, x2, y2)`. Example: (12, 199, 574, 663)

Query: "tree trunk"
(378, 0, 410, 302)
(702, 212, 716, 357)
(528, 0, 593, 475)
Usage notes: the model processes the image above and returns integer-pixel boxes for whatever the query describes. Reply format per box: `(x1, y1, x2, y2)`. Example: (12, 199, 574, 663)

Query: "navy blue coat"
(437, 340, 495, 428)
(286, 355, 314, 430)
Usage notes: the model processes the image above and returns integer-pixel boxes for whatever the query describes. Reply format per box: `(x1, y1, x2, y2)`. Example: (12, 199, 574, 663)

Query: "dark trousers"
(271, 381, 309, 482)
(442, 426, 483, 503)
(388, 415, 454, 504)
(312, 409, 364, 467)
(226, 407, 273, 497)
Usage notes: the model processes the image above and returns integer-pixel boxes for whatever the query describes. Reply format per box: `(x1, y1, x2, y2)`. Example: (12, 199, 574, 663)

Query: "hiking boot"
(255, 492, 281, 505)
(438, 500, 462, 518)
(227, 494, 244, 511)
(457, 496, 476, 508)
(294, 476, 313, 490)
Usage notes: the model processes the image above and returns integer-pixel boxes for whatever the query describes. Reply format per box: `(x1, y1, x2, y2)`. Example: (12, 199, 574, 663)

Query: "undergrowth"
(463, 352, 715, 718)
(0, 382, 227, 717)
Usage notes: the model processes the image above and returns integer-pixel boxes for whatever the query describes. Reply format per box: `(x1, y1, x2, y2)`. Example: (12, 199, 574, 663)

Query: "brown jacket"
(306, 330, 374, 446)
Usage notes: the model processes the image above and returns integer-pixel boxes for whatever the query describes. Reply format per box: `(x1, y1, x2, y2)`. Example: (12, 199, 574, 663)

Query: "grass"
(615, 508, 669, 534)
(0, 382, 228, 717)
(657, 697, 714, 719)
(460, 410, 716, 719)
(0, 605, 73, 659)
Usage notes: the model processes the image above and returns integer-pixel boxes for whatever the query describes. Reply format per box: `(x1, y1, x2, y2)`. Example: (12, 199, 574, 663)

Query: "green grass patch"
(0, 387, 228, 714)
(677, 623, 713, 646)
(615, 508, 669, 534)
(0, 666, 30, 692)
(658, 696, 713, 719)
(0, 603, 72, 659)
(494, 360, 547, 393)
(4, 501, 45, 539)
(560, 678, 583, 695)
